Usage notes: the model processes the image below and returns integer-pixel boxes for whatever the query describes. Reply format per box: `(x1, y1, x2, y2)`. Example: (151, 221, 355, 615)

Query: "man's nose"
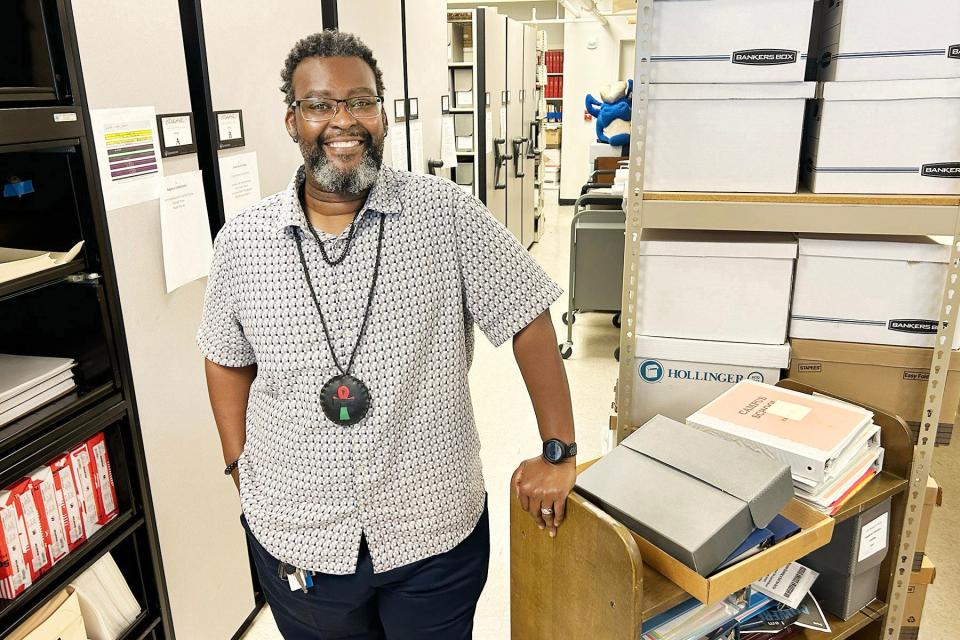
(330, 101, 359, 130)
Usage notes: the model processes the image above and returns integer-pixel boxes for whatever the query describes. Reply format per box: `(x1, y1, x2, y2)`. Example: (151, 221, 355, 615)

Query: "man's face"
(285, 56, 387, 194)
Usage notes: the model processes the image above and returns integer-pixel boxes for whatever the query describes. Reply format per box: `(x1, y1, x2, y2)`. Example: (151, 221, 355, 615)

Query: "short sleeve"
(197, 228, 257, 367)
(454, 191, 563, 347)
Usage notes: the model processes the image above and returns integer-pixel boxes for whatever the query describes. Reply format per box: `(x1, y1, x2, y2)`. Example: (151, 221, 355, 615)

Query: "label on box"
(921, 163, 960, 179)
(949, 45, 960, 60)
(71, 447, 101, 532)
(0, 507, 27, 593)
(768, 400, 812, 421)
(797, 361, 822, 373)
(903, 370, 929, 382)
(36, 480, 68, 561)
(732, 49, 798, 66)
(56, 467, 85, 545)
(17, 497, 48, 573)
(90, 439, 117, 516)
(888, 319, 939, 334)
(859, 512, 889, 562)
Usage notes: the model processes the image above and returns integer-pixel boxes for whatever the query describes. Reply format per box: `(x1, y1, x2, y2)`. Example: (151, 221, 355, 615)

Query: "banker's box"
(636, 231, 797, 344)
(576, 415, 794, 576)
(630, 336, 789, 427)
(789, 339, 959, 446)
(790, 236, 960, 349)
(801, 497, 891, 620)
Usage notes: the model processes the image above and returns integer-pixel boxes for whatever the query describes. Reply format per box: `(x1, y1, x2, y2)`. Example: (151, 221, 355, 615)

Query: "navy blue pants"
(241, 504, 490, 639)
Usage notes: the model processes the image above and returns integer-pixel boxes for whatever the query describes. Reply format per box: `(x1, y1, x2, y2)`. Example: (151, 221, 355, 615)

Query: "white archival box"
(629, 336, 790, 428)
(636, 230, 798, 344)
(816, 0, 960, 82)
(650, 0, 816, 83)
(805, 78, 960, 195)
(790, 235, 960, 349)
(644, 82, 816, 193)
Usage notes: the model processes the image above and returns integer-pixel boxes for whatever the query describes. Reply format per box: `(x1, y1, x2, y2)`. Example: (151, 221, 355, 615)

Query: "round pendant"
(320, 374, 371, 426)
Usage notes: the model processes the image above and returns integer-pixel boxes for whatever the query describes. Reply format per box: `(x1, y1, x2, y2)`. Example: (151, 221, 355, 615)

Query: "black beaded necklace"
(293, 210, 386, 427)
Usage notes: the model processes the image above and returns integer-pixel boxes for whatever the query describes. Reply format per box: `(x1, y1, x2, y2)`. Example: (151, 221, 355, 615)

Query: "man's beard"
(302, 128, 385, 194)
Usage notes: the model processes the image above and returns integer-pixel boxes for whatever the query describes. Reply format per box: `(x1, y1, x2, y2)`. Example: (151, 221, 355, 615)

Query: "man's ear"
(285, 106, 298, 141)
(381, 110, 389, 134)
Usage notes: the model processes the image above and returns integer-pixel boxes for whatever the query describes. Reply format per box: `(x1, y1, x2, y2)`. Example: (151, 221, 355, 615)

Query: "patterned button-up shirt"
(198, 165, 562, 574)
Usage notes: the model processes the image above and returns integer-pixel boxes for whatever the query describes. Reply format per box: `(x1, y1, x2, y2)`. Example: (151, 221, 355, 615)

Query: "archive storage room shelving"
(0, 0, 171, 637)
(510, 2, 960, 639)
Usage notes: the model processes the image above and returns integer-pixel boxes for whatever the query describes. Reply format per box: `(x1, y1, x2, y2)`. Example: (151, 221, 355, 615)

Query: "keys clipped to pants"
(278, 561, 314, 593)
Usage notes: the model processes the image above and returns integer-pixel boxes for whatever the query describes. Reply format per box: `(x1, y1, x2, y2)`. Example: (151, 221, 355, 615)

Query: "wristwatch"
(542, 439, 577, 465)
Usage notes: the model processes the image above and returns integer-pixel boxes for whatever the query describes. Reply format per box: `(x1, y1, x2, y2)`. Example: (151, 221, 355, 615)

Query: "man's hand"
(511, 456, 576, 538)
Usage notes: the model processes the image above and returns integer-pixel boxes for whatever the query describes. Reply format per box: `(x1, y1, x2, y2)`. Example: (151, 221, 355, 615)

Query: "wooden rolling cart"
(511, 381, 912, 639)
(515, 2, 960, 638)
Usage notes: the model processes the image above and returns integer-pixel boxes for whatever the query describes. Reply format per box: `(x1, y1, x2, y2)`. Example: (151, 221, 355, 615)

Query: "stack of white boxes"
(642, 0, 817, 193)
(629, 231, 796, 427)
(804, 0, 960, 194)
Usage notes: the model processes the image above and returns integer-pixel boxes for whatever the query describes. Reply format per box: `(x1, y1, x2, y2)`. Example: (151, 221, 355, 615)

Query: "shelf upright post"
(616, 0, 655, 444)
(883, 205, 960, 638)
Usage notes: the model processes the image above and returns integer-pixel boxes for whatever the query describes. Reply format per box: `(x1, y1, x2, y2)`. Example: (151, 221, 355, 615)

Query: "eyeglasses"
(293, 96, 385, 122)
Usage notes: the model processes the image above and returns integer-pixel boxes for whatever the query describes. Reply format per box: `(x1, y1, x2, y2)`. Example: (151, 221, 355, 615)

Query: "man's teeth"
(327, 140, 362, 148)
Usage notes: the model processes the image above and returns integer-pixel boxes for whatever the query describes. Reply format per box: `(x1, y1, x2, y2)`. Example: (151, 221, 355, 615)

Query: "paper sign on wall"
(89, 106, 164, 210)
(218, 152, 261, 220)
(159, 171, 213, 293)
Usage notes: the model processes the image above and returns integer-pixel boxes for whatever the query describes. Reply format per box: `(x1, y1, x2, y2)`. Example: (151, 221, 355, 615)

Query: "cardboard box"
(544, 125, 561, 148)
(69, 442, 103, 537)
(0, 497, 32, 599)
(802, 498, 891, 620)
(914, 553, 937, 585)
(86, 433, 119, 524)
(28, 467, 69, 566)
(645, 83, 816, 192)
(905, 583, 929, 627)
(636, 231, 797, 344)
(791, 236, 959, 349)
(916, 478, 943, 560)
(816, 0, 960, 81)
(5, 479, 50, 582)
(648, 0, 815, 83)
(47, 454, 87, 552)
(630, 336, 789, 427)
(789, 339, 959, 446)
(804, 79, 960, 195)
(576, 416, 795, 576)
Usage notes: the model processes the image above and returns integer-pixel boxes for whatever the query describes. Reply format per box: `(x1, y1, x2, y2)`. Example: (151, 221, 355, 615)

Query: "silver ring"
(541, 507, 554, 515)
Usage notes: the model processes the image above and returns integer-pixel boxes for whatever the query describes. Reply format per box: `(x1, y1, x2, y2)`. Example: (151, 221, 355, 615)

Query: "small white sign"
(858, 512, 889, 562)
(768, 400, 812, 421)
(217, 111, 242, 141)
(219, 152, 261, 220)
(161, 115, 193, 147)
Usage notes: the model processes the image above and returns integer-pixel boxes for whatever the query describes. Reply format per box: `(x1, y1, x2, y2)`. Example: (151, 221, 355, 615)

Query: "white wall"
(559, 16, 635, 200)
(71, 3, 257, 639)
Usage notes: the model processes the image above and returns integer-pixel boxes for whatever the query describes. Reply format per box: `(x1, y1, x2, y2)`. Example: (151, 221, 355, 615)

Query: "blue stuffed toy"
(585, 79, 633, 155)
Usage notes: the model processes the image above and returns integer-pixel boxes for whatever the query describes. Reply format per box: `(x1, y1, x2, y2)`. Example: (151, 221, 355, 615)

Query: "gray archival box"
(576, 415, 794, 575)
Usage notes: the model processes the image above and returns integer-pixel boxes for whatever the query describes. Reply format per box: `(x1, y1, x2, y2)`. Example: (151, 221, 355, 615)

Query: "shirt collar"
(275, 164, 403, 236)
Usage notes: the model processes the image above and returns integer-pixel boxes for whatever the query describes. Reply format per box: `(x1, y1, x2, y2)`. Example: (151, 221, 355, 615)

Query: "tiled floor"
(242, 191, 956, 639)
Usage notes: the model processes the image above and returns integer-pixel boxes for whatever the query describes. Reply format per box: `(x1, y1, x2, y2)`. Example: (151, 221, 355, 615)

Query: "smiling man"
(198, 31, 576, 639)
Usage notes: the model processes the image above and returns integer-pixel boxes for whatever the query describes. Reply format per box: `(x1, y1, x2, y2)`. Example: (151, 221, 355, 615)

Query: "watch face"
(544, 440, 564, 462)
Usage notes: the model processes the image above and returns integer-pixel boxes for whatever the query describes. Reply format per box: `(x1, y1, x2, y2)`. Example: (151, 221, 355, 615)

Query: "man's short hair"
(281, 31, 386, 105)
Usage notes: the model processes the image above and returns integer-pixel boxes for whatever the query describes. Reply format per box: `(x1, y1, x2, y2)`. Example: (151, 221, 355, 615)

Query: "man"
(199, 31, 577, 639)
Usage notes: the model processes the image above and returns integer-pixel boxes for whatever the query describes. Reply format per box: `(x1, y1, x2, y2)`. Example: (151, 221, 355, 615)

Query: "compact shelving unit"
(0, 0, 171, 637)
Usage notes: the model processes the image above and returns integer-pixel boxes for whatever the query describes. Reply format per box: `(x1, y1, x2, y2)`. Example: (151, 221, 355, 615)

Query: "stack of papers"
(0, 354, 78, 427)
(687, 380, 884, 515)
(0, 241, 84, 285)
(69, 552, 142, 640)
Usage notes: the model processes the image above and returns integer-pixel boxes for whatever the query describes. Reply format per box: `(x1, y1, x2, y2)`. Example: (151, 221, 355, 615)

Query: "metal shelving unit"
(613, 2, 960, 638)
(0, 0, 171, 636)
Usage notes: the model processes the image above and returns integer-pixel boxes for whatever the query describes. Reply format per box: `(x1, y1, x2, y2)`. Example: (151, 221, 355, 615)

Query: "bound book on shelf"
(687, 380, 874, 484)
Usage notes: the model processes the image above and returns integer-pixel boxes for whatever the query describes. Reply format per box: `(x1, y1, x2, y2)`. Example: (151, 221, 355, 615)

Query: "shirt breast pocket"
(275, 367, 332, 430)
